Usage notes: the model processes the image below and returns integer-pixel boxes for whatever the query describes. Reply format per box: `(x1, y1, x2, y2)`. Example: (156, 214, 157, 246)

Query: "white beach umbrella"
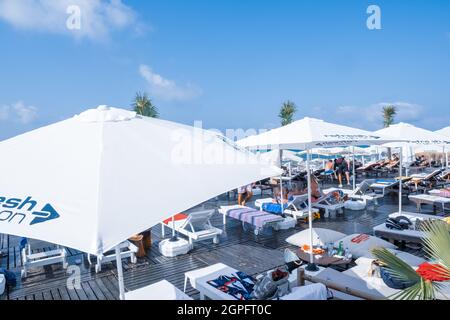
(258, 150, 303, 166)
(374, 123, 450, 215)
(237, 117, 398, 270)
(436, 126, 450, 138)
(436, 127, 450, 167)
(0, 105, 282, 299)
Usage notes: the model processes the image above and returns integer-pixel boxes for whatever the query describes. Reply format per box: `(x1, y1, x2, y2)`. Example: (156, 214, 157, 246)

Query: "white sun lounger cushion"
(355, 250, 426, 268)
(280, 283, 328, 300)
(285, 228, 346, 247)
(124, 280, 192, 300)
(333, 234, 396, 259)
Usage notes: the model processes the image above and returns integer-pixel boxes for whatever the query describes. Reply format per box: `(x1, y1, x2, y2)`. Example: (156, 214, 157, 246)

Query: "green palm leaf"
(420, 220, 450, 279)
(279, 101, 297, 126)
(372, 248, 421, 284)
(132, 92, 159, 118)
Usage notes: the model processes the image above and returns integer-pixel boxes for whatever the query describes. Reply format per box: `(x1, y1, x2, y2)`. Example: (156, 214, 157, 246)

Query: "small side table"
(129, 234, 146, 258)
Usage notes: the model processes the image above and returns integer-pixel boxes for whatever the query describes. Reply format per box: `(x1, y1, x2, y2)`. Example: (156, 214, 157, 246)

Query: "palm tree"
(132, 92, 159, 118)
(372, 220, 450, 300)
(279, 101, 297, 126)
(382, 105, 397, 128)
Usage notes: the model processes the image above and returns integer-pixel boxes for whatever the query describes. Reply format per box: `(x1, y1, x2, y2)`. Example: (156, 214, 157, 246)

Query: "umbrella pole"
(279, 149, 284, 208)
(446, 149, 449, 169)
(398, 147, 403, 215)
(115, 245, 126, 300)
(170, 215, 178, 241)
(305, 148, 318, 272)
(352, 146, 356, 191)
(443, 146, 446, 169)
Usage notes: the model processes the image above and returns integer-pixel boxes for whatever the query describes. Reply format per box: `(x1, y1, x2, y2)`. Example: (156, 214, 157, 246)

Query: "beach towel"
(438, 190, 450, 198)
(226, 208, 282, 229)
(261, 202, 288, 214)
(207, 271, 256, 300)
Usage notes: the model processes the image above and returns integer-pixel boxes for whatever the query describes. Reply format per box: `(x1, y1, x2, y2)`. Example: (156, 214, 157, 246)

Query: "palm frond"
(420, 220, 450, 278)
(372, 248, 421, 284)
(279, 101, 297, 126)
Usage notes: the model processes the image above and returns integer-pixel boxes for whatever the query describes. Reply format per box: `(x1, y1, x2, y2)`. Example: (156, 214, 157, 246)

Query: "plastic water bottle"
(327, 242, 334, 256)
(337, 241, 344, 256)
(344, 247, 352, 261)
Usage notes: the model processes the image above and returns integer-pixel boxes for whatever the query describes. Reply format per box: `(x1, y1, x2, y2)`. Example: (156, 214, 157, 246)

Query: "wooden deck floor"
(1, 179, 448, 300)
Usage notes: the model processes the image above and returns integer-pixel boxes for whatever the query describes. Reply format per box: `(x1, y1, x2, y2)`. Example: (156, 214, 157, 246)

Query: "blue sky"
(0, 0, 449, 140)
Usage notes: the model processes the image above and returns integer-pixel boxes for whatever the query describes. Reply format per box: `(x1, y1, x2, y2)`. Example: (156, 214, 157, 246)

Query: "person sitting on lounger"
(238, 183, 254, 206)
(325, 160, 334, 173)
(271, 186, 290, 204)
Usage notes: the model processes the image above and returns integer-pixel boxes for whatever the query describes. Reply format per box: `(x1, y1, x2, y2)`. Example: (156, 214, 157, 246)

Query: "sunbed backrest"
(186, 210, 215, 231)
(288, 194, 308, 210)
(355, 179, 376, 195)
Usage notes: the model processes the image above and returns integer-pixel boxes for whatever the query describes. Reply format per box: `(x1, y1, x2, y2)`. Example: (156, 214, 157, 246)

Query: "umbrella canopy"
(375, 123, 450, 147)
(258, 150, 302, 166)
(436, 126, 450, 137)
(237, 117, 397, 150)
(0, 105, 282, 256)
(375, 123, 450, 164)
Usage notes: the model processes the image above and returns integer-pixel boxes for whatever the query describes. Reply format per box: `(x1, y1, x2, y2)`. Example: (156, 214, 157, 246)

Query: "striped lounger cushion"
(225, 207, 282, 229)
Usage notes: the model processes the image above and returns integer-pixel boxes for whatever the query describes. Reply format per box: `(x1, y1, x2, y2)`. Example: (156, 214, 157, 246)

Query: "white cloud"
(0, 101, 38, 124)
(0, 0, 141, 40)
(139, 65, 202, 101)
(302, 102, 425, 130)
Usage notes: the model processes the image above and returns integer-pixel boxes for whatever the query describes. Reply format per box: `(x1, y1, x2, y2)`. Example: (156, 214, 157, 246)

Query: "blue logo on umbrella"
(30, 204, 60, 225)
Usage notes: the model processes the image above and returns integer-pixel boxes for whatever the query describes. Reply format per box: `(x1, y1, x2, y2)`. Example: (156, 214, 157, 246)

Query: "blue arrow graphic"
(30, 204, 60, 225)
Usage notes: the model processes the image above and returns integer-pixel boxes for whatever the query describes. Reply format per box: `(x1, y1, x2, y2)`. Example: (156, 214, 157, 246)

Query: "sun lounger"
(369, 177, 412, 196)
(356, 161, 378, 171)
(88, 240, 138, 273)
(20, 239, 68, 278)
(161, 210, 223, 247)
(373, 211, 445, 244)
(312, 191, 346, 217)
(255, 195, 319, 220)
(125, 279, 192, 300)
(406, 169, 444, 191)
(219, 205, 283, 235)
(186, 262, 327, 300)
(324, 179, 383, 207)
(408, 194, 450, 213)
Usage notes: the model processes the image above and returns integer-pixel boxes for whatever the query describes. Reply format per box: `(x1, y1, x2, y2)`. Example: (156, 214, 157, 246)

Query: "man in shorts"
(238, 183, 254, 206)
(335, 157, 351, 188)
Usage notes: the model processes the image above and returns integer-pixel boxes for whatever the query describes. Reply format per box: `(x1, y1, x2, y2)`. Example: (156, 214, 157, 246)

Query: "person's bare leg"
(346, 172, 351, 184)
(338, 173, 343, 186)
(238, 193, 243, 206)
(243, 192, 252, 206)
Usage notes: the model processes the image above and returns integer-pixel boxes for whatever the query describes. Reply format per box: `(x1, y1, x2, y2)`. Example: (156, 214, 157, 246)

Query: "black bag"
(0, 268, 17, 287)
(385, 216, 412, 230)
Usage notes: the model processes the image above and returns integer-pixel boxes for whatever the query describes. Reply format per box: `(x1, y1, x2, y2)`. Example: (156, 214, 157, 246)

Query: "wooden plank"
(94, 277, 116, 300)
(80, 281, 98, 300)
(50, 288, 62, 300)
(58, 287, 72, 300)
(101, 276, 119, 300)
(66, 288, 80, 300)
